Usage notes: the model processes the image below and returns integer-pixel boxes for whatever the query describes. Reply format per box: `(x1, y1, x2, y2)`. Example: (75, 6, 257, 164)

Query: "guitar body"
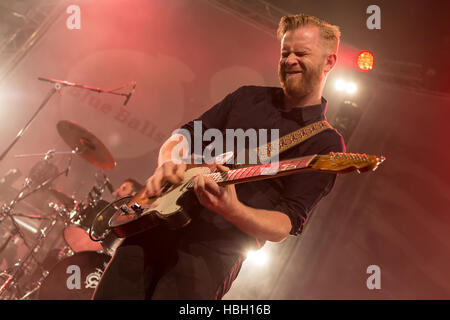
(109, 166, 211, 238)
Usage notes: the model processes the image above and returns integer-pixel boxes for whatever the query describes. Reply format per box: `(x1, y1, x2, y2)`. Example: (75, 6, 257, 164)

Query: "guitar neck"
(181, 152, 384, 190)
(207, 154, 319, 186)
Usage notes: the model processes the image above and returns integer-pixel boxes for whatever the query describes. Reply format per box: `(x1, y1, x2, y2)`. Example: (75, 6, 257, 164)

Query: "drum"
(63, 200, 123, 255)
(63, 200, 109, 253)
(78, 200, 109, 230)
(37, 251, 110, 300)
(94, 200, 127, 256)
(63, 226, 103, 252)
(82, 200, 123, 256)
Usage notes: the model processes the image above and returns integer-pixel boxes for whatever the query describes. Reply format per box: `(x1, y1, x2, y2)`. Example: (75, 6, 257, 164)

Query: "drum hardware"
(0, 203, 47, 293)
(0, 156, 73, 299)
(19, 278, 44, 300)
(53, 121, 121, 256)
(10, 212, 49, 220)
(85, 172, 115, 208)
(52, 118, 120, 251)
(62, 170, 117, 247)
(0, 218, 54, 299)
(48, 202, 73, 224)
(0, 208, 80, 300)
(103, 173, 115, 195)
(14, 150, 75, 159)
(0, 110, 125, 299)
(0, 77, 131, 299)
(63, 199, 117, 254)
(0, 168, 22, 188)
(0, 82, 62, 165)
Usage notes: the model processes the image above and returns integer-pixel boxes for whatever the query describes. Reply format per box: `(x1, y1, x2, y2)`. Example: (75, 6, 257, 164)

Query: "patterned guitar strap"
(233, 120, 334, 168)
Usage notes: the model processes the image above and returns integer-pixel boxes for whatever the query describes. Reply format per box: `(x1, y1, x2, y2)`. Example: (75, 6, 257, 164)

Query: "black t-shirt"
(177, 85, 345, 255)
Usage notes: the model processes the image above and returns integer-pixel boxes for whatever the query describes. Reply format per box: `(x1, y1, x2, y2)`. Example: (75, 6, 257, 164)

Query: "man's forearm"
(219, 201, 292, 243)
(158, 134, 187, 166)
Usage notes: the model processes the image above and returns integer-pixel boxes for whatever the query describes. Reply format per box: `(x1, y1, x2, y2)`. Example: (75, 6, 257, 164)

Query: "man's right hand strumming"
(145, 134, 189, 197)
(145, 160, 187, 197)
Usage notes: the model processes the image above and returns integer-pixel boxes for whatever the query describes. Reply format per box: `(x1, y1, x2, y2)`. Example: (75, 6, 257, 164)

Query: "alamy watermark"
(171, 120, 280, 172)
(66, 5, 81, 30)
(366, 5, 381, 30)
(366, 265, 381, 290)
(66, 264, 104, 290)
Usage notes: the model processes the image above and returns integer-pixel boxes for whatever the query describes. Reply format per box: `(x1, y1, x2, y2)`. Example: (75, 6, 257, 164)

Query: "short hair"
(123, 178, 144, 192)
(277, 13, 341, 54)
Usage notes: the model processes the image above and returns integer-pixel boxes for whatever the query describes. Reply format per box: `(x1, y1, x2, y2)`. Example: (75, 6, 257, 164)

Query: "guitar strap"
(235, 120, 334, 166)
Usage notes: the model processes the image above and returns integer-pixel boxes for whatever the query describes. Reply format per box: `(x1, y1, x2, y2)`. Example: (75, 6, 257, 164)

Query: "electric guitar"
(108, 152, 385, 238)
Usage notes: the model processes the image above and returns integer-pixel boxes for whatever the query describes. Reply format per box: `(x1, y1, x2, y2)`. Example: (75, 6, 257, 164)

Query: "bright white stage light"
(246, 249, 268, 266)
(346, 82, 357, 94)
(335, 79, 346, 91)
(335, 79, 357, 95)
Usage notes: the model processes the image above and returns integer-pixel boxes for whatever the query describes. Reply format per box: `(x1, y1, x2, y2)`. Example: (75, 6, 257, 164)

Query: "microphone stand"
(0, 84, 60, 164)
(37, 77, 133, 101)
(0, 77, 135, 164)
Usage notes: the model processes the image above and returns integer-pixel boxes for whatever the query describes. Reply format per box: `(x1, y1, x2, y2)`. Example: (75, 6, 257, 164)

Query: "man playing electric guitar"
(94, 13, 345, 300)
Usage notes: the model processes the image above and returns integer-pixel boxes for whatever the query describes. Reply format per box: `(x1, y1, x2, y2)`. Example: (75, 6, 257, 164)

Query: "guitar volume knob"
(120, 205, 131, 215)
(131, 202, 143, 214)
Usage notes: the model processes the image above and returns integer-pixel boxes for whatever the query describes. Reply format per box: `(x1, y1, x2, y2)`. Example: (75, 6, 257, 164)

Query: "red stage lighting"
(357, 51, 375, 71)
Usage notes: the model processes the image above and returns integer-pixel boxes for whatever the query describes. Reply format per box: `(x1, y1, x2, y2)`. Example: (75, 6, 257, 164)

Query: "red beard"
(279, 63, 323, 99)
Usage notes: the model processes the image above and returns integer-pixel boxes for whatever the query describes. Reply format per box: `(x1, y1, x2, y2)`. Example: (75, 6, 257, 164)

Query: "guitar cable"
(88, 195, 134, 242)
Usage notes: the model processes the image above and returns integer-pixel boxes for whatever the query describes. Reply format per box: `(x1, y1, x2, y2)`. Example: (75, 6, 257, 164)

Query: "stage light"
(357, 50, 375, 71)
(346, 82, 357, 94)
(246, 249, 268, 266)
(335, 79, 346, 91)
(334, 79, 357, 95)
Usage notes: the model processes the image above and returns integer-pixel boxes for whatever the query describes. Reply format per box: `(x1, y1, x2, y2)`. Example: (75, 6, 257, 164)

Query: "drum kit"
(0, 120, 127, 300)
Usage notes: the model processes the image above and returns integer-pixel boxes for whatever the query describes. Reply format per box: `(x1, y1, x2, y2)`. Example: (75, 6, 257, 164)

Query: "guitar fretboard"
(185, 154, 317, 188)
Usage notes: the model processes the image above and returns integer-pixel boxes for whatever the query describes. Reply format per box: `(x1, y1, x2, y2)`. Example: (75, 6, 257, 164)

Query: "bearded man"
(112, 178, 144, 199)
(94, 13, 345, 300)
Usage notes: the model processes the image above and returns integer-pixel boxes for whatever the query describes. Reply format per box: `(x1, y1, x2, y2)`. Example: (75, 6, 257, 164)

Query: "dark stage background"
(0, 0, 449, 299)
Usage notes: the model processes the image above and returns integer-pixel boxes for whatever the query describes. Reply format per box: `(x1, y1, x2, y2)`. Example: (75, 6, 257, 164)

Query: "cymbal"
(57, 120, 116, 170)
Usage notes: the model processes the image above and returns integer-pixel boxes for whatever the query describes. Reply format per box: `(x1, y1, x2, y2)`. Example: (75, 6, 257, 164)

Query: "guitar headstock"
(311, 152, 385, 173)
